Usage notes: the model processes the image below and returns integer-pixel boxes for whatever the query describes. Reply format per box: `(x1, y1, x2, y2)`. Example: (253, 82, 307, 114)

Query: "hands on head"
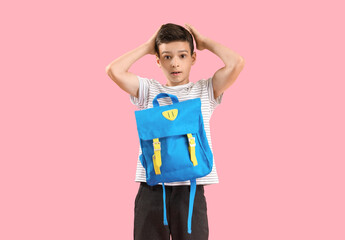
(146, 23, 207, 56)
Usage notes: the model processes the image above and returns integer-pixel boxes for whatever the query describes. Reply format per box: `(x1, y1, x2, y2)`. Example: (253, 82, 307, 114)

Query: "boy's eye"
(181, 54, 186, 58)
(164, 56, 171, 59)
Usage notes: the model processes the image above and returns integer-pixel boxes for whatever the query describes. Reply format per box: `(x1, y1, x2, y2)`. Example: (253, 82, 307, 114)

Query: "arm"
(203, 37, 245, 99)
(105, 43, 150, 98)
(185, 24, 245, 99)
(105, 27, 160, 98)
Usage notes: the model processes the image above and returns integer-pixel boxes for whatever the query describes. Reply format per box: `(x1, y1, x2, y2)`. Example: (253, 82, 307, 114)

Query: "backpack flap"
(135, 98, 201, 140)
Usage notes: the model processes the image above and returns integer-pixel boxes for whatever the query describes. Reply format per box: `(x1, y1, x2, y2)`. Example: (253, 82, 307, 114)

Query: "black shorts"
(134, 182, 209, 240)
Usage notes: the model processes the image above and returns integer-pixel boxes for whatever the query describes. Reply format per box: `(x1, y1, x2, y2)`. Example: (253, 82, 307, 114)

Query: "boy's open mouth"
(171, 71, 181, 76)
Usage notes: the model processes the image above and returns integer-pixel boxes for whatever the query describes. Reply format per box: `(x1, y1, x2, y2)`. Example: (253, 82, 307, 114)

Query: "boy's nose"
(171, 58, 180, 67)
(171, 59, 180, 67)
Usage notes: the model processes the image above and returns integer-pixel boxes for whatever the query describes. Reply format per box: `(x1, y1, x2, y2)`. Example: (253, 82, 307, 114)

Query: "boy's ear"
(156, 54, 161, 68)
(191, 51, 197, 65)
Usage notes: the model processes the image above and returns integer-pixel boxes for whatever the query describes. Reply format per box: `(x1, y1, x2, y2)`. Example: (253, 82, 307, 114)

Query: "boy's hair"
(155, 23, 194, 58)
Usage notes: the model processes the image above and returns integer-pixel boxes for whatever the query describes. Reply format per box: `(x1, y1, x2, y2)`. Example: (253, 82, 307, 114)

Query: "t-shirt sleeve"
(130, 75, 151, 109)
(206, 76, 224, 111)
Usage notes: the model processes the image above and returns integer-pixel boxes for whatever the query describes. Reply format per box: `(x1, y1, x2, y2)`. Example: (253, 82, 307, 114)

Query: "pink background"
(1, 0, 344, 239)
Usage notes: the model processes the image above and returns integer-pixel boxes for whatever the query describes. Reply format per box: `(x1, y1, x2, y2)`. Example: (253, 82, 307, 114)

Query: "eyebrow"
(161, 50, 189, 55)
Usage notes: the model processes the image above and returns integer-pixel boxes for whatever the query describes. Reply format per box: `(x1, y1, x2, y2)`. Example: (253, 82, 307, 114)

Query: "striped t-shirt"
(130, 75, 223, 186)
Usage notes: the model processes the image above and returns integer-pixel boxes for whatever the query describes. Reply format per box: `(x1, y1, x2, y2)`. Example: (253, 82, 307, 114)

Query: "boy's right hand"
(146, 26, 162, 55)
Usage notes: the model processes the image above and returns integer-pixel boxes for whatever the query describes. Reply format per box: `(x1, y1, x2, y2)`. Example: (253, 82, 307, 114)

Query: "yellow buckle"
(152, 138, 162, 175)
(187, 134, 198, 166)
(153, 141, 161, 151)
(188, 136, 196, 147)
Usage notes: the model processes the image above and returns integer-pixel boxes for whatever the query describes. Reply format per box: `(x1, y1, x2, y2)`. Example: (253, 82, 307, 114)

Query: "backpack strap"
(187, 179, 197, 234)
(152, 138, 162, 175)
(187, 134, 198, 166)
(162, 183, 168, 226)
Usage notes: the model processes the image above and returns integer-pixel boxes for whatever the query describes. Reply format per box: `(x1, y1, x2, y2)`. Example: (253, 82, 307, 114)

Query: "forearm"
(106, 42, 151, 73)
(203, 37, 243, 68)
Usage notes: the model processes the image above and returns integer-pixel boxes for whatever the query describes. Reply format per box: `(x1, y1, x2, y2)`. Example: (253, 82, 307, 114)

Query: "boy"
(106, 23, 245, 240)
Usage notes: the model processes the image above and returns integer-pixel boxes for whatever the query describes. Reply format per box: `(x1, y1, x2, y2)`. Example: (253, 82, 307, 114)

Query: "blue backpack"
(134, 93, 213, 234)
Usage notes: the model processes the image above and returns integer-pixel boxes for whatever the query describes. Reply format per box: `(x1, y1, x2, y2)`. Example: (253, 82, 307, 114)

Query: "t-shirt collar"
(163, 81, 193, 90)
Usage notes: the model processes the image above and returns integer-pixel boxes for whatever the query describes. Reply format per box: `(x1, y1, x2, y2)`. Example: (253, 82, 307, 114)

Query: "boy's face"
(156, 41, 196, 86)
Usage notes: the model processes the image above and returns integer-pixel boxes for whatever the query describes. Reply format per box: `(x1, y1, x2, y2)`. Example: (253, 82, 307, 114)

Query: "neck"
(165, 79, 190, 87)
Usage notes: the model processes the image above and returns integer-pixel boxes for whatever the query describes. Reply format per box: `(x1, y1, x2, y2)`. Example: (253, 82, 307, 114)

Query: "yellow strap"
(152, 138, 162, 175)
(187, 134, 198, 166)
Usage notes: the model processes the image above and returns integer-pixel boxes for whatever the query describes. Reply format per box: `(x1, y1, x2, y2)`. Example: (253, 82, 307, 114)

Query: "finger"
(186, 28, 192, 34)
(185, 23, 194, 30)
(185, 23, 192, 30)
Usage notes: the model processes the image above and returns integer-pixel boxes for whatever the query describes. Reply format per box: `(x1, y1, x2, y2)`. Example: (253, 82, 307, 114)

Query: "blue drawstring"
(162, 180, 197, 234)
(162, 183, 168, 225)
(187, 179, 197, 234)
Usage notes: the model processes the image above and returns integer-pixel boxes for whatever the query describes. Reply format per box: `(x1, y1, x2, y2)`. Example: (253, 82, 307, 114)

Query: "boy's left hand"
(184, 23, 207, 51)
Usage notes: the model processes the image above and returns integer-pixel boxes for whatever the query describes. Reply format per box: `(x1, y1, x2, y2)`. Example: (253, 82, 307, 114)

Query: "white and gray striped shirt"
(130, 75, 223, 186)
